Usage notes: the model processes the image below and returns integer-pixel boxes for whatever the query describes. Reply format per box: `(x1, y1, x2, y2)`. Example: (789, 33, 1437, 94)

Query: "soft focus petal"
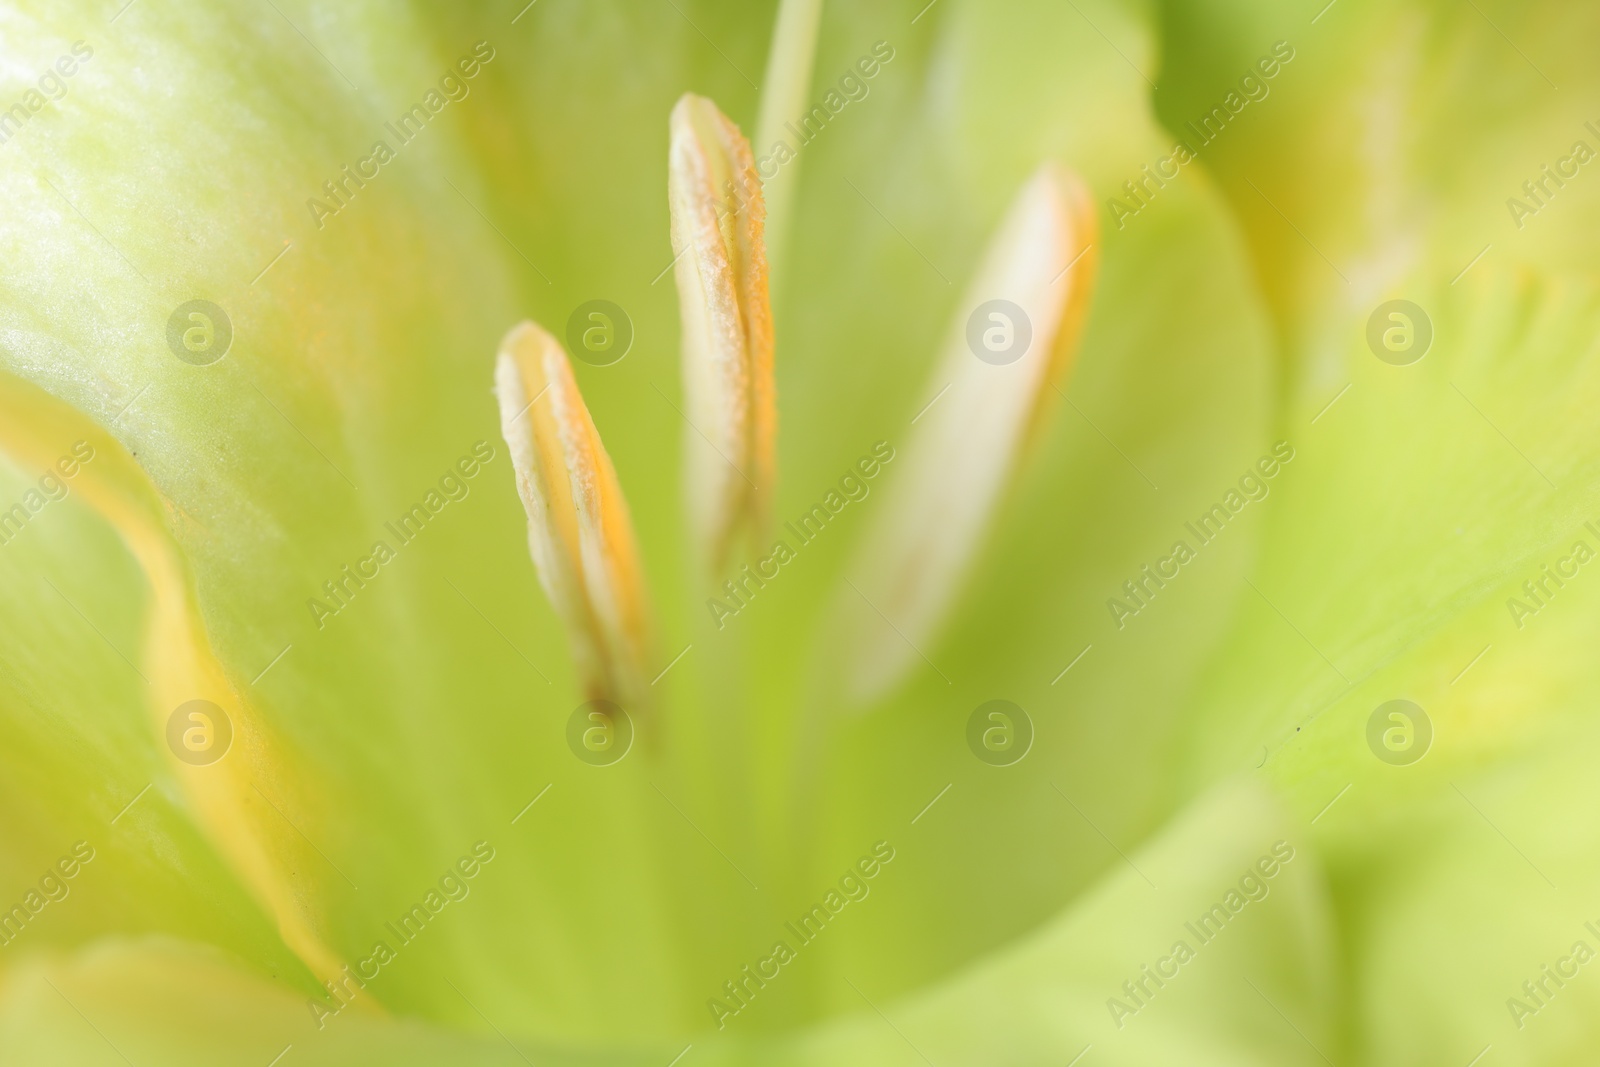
(0, 373, 346, 985)
(0, 938, 641, 1066)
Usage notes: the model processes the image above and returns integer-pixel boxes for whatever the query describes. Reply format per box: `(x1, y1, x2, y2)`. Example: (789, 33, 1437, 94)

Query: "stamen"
(496, 321, 655, 709)
(668, 93, 777, 573)
(840, 164, 1100, 704)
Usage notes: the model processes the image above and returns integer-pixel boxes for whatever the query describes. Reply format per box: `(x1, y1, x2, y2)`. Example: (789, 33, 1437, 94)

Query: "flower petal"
(698, 782, 1334, 1066)
(0, 783, 1336, 1066)
(0, 372, 347, 989)
(0, 936, 636, 1066)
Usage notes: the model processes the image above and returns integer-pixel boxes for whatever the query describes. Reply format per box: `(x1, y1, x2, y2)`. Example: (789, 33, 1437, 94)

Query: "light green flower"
(1, 1, 1598, 1064)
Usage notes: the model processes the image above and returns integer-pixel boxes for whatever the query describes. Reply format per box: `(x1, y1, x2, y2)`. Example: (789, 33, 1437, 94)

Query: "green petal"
(1346, 722, 1600, 1065)
(1145, 7, 1600, 1051)
(1179, 264, 1600, 787)
(1154, 0, 1600, 322)
(709, 782, 1338, 1066)
(0, 937, 642, 1066)
(0, 783, 1337, 1066)
(1144, 0, 1600, 800)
